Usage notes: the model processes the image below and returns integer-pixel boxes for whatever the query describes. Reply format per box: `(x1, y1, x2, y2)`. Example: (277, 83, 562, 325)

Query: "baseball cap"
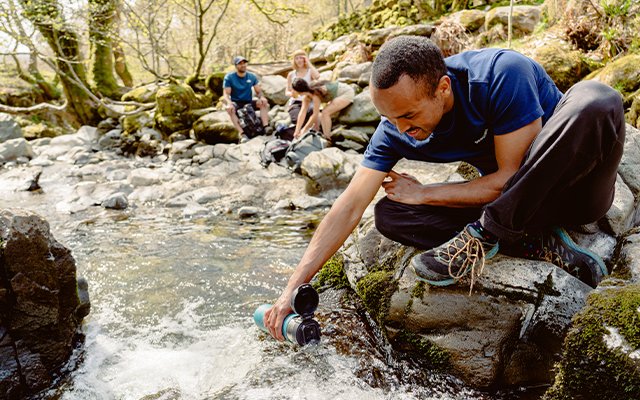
(233, 56, 248, 65)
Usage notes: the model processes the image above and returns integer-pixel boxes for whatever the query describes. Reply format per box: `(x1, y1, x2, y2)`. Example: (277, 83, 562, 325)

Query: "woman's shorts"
(335, 84, 355, 103)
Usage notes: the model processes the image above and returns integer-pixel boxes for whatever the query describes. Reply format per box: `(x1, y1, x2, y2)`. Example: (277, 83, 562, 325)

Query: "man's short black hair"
(371, 36, 447, 97)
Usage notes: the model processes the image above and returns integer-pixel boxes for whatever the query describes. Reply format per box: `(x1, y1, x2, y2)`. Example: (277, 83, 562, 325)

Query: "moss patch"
(313, 254, 350, 292)
(543, 284, 640, 400)
(395, 330, 450, 370)
(356, 270, 397, 325)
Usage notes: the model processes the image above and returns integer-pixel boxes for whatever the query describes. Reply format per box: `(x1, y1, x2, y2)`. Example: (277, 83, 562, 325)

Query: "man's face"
(371, 74, 450, 141)
(235, 61, 248, 73)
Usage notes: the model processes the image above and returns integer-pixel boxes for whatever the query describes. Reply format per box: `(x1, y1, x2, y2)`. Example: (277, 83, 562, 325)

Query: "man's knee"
(374, 197, 399, 237)
(570, 81, 623, 119)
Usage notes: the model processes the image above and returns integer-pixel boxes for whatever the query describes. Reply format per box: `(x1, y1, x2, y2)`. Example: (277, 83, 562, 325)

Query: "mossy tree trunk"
(89, 0, 123, 99)
(18, 0, 101, 125)
(113, 44, 134, 88)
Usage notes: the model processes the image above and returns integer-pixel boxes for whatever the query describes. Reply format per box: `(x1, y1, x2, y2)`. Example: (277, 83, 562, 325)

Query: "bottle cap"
(290, 283, 319, 319)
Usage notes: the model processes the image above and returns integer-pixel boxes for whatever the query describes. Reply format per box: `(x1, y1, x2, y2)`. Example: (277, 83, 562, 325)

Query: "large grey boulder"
(338, 88, 380, 125)
(261, 75, 288, 106)
(340, 219, 593, 389)
(0, 113, 23, 143)
(301, 147, 362, 194)
(0, 209, 89, 398)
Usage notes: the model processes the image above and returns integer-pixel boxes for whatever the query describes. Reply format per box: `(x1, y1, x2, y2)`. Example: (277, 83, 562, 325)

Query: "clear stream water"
(2, 162, 540, 400)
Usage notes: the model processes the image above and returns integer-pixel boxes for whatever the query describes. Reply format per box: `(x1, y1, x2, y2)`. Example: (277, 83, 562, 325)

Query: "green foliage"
(544, 284, 640, 400)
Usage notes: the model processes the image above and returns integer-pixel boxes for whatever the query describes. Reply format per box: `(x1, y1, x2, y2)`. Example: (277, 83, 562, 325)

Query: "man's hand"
(257, 97, 268, 108)
(381, 170, 426, 204)
(263, 290, 293, 341)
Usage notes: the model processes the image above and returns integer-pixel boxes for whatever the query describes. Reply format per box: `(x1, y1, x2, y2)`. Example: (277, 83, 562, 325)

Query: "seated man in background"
(223, 56, 272, 142)
(264, 36, 625, 341)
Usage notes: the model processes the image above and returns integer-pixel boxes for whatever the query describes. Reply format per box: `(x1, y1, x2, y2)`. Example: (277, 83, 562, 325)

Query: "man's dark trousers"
(374, 81, 626, 249)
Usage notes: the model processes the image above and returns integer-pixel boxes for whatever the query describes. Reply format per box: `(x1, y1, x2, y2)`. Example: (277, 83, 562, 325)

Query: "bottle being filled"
(253, 283, 321, 345)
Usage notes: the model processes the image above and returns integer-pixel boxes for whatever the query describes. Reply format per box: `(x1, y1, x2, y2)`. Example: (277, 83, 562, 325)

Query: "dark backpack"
(260, 138, 292, 167)
(283, 131, 328, 173)
(236, 104, 264, 138)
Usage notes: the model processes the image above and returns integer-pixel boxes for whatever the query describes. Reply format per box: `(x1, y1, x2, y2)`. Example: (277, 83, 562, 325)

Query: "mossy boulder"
(543, 284, 640, 400)
(587, 54, 640, 95)
(21, 123, 65, 140)
(485, 5, 543, 36)
(205, 72, 226, 103)
(122, 110, 153, 134)
(154, 83, 198, 135)
(121, 83, 159, 103)
(626, 90, 640, 128)
(447, 9, 486, 32)
(192, 111, 237, 144)
(528, 40, 592, 92)
(338, 203, 600, 389)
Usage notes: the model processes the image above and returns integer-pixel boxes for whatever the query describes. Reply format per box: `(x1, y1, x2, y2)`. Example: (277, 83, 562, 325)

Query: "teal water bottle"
(253, 284, 321, 345)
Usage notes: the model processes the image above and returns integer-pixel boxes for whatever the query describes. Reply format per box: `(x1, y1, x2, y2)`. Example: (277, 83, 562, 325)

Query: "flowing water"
(2, 162, 537, 400)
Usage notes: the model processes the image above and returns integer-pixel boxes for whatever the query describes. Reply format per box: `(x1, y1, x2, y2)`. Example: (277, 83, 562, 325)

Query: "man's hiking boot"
(411, 224, 499, 291)
(502, 227, 607, 288)
(239, 134, 249, 144)
(263, 125, 274, 136)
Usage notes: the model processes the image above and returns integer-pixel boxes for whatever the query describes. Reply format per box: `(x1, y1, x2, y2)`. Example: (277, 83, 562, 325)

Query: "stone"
(261, 75, 288, 105)
(0, 138, 34, 164)
(301, 147, 362, 194)
(0, 209, 88, 396)
(101, 192, 129, 210)
(308, 40, 332, 63)
(192, 111, 238, 144)
(0, 113, 23, 144)
(338, 88, 380, 125)
(340, 220, 591, 389)
(605, 174, 636, 236)
(238, 206, 261, 218)
(485, 5, 543, 35)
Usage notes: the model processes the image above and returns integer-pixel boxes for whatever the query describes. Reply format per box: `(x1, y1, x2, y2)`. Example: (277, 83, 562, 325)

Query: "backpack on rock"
(283, 130, 329, 173)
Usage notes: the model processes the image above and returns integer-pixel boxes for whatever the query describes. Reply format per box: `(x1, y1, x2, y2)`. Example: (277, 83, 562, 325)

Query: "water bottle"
(253, 283, 321, 345)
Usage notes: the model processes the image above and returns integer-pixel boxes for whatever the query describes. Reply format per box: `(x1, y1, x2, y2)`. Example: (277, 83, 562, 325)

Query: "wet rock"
(101, 192, 129, 210)
(0, 209, 88, 397)
(238, 206, 260, 218)
(340, 219, 591, 389)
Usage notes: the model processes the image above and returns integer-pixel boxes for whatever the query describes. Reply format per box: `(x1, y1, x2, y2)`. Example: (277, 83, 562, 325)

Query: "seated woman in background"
(291, 78, 355, 140)
(286, 50, 320, 126)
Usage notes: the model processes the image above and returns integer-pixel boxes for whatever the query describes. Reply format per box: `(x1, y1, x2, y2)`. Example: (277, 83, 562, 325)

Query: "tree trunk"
(113, 44, 134, 88)
(89, 0, 123, 99)
(18, 0, 101, 125)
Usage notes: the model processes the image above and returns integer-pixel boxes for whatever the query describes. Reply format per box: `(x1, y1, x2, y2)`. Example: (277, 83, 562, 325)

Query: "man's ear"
(436, 75, 451, 97)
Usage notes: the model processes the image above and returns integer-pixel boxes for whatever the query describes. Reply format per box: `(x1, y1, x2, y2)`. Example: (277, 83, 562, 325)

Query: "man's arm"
(223, 87, 236, 113)
(253, 83, 268, 103)
(384, 118, 542, 207)
(264, 166, 388, 340)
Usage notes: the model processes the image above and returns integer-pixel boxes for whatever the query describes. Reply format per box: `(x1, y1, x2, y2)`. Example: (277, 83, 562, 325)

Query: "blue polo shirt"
(223, 72, 259, 102)
(362, 49, 563, 175)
